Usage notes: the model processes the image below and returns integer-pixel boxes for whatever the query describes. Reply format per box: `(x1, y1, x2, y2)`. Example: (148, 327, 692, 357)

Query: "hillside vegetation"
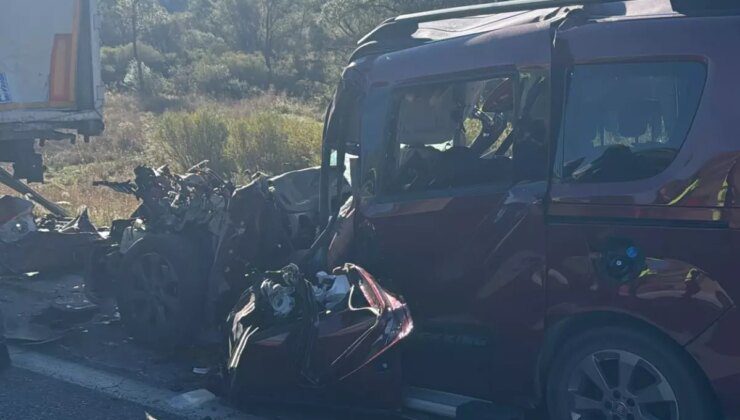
(99, 0, 489, 101)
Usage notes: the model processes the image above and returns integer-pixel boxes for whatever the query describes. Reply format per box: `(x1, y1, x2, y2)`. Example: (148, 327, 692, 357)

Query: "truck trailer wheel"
(116, 234, 209, 349)
(546, 326, 719, 420)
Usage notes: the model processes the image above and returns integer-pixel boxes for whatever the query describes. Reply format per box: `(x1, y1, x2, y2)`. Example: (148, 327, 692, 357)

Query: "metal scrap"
(0, 196, 102, 276)
(312, 271, 350, 310)
(0, 166, 68, 217)
(94, 162, 233, 235)
(0, 195, 36, 243)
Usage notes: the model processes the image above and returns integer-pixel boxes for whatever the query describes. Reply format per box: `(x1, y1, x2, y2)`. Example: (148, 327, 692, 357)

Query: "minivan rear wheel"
(546, 326, 718, 420)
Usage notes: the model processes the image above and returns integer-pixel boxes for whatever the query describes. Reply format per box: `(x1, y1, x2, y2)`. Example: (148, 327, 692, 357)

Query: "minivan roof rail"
(358, 0, 633, 45)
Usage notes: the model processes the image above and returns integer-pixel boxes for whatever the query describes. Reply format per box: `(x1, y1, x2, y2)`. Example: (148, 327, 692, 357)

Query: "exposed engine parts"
(260, 264, 301, 318)
(84, 163, 350, 343)
(312, 271, 351, 310)
(94, 161, 233, 235)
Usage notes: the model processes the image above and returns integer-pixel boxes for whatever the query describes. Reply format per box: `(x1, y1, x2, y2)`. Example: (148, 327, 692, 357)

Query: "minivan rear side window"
(558, 62, 706, 183)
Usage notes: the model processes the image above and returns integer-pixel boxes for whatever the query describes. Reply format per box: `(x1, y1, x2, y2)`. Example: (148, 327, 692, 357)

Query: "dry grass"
(43, 93, 157, 168)
(0, 160, 141, 226)
(0, 92, 322, 227)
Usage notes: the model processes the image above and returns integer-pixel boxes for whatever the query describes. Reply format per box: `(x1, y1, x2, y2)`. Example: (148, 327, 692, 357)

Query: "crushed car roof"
(351, 0, 722, 87)
(352, 0, 687, 64)
(360, 14, 553, 85)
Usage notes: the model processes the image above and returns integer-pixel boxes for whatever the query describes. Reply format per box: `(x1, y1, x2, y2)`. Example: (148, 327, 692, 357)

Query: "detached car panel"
(226, 264, 412, 407)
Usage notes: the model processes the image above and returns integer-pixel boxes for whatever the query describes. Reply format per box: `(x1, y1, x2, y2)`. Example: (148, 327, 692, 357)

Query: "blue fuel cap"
(626, 246, 639, 259)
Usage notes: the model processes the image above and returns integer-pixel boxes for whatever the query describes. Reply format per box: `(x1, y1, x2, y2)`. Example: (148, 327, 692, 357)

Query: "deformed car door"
(354, 23, 553, 398)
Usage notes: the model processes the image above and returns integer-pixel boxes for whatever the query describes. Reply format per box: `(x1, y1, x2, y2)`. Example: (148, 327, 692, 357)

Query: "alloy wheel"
(567, 349, 679, 420)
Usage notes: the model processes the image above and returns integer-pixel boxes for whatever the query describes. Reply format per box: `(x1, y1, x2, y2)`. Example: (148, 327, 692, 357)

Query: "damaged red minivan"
(90, 0, 740, 418)
(316, 0, 740, 418)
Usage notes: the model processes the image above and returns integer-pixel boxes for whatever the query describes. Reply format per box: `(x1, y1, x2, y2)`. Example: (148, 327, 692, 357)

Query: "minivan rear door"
(545, 16, 734, 346)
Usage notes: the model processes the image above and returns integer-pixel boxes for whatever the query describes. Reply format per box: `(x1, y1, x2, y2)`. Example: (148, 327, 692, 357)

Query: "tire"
(546, 326, 719, 420)
(116, 234, 209, 349)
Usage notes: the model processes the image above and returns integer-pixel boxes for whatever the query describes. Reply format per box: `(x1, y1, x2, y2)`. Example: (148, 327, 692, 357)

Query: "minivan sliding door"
(357, 70, 551, 398)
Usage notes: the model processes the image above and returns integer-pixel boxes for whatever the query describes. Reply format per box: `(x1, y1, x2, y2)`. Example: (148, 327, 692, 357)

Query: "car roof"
(355, 0, 677, 51)
(410, 0, 675, 41)
(351, 0, 710, 86)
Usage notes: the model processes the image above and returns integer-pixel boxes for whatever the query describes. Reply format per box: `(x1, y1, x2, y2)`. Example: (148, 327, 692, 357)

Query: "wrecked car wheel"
(116, 234, 208, 349)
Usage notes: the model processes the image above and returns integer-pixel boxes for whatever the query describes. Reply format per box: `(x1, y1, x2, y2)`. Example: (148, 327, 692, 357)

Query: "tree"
(96, 0, 497, 99)
(215, 0, 292, 88)
(113, 0, 166, 94)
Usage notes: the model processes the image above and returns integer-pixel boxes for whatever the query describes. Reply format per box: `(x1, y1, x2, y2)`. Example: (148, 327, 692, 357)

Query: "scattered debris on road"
(0, 190, 104, 277)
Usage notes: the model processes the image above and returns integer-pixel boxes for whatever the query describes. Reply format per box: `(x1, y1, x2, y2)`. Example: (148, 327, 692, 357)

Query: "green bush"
(226, 112, 322, 175)
(180, 29, 230, 57)
(188, 52, 269, 98)
(152, 98, 322, 178)
(192, 59, 232, 96)
(154, 108, 232, 175)
(220, 52, 269, 88)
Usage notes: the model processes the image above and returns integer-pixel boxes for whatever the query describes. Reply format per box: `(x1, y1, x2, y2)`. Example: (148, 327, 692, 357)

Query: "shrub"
(226, 112, 322, 175)
(180, 29, 230, 57)
(220, 52, 269, 88)
(187, 52, 270, 98)
(154, 109, 232, 175)
(192, 59, 232, 96)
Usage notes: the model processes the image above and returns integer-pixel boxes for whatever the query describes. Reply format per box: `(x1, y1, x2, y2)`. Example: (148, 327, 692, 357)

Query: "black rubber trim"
(546, 215, 729, 229)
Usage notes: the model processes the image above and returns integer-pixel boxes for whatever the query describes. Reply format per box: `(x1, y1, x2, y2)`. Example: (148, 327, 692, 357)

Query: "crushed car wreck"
(87, 161, 351, 346)
(78, 0, 740, 418)
(85, 161, 408, 406)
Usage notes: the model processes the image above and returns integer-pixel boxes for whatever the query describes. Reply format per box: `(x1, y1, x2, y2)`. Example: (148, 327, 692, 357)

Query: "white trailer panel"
(0, 0, 103, 135)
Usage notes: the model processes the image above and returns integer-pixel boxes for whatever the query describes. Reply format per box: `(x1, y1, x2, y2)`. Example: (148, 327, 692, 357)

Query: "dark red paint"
(333, 4, 740, 416)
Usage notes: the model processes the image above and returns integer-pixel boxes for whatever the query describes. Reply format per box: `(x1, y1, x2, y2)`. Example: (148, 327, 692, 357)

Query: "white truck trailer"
(0, 0, 103, 182)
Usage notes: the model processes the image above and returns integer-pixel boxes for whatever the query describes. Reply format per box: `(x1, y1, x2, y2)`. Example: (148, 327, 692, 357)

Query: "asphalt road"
(0, 367, 178, 420)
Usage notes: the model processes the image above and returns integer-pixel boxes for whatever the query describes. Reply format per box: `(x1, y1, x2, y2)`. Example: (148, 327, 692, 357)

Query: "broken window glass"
(385, 77, 517, 193)
(384, 73, 549, 194)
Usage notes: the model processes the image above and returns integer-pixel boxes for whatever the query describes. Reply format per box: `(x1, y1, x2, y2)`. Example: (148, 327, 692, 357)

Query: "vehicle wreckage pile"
(80, 162, 413, 407)
(0, 195, 102, 276)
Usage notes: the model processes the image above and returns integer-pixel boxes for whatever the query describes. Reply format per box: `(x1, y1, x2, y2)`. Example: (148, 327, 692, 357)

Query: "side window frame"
(372, 69, 553, 203)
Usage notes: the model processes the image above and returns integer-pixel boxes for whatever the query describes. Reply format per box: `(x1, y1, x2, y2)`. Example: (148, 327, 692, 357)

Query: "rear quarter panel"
(547, 14, 740, 415)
